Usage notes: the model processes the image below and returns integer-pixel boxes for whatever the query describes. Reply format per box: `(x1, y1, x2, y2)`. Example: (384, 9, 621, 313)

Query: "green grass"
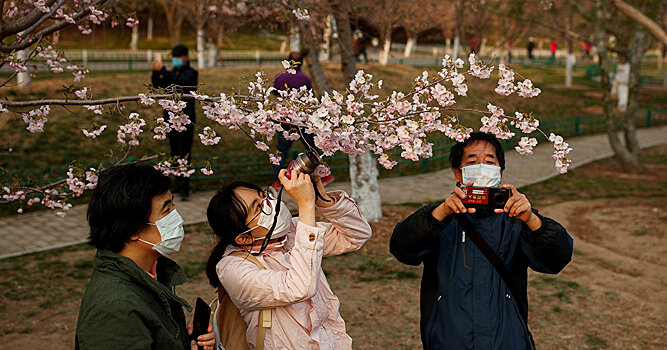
(584, 332, 608, 348)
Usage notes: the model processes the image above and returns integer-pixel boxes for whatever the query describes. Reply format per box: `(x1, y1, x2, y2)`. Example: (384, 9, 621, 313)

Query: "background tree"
(157, 0, 187, 46)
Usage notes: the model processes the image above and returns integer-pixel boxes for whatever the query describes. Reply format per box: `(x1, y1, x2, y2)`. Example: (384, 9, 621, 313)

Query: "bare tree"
(399, 0, 441, 57)
(157, 0, 187, 46)
(361, 0, 409, 65)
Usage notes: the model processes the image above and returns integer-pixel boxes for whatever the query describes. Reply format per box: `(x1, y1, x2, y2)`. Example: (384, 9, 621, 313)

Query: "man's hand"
(432, 182, 476, 221)
(186, 321, 215, 350)
(494, 184, 542, 230)
(152, 58, 164, 71)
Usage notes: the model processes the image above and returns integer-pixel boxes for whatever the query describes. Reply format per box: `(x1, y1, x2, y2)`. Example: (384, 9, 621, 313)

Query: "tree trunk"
(279, 37, 288, 53)
(16, 44, 30, 90)
(298, 19, 330, 98)
(207, 41, 217, 67)
(319, 14, 333, 61)
(147, 8, 154, 40)
(594, 0, 641, 171)
(331, 1, 356, 83)
(452, 36, 460, 59)
(404, 33, 417, 57)
(289, 26, 300, 52)
(197, 28, 206, 69)
(565, 53, 575, 87)
(130, 24, 139, 51)
(331, 0, 382, 222)
(169, 16, 184, 46)
(565, 21, 574, 87)
(349, 150, 383, 222)
(615, 61, 630, 112)
(379, 25, 391, 66)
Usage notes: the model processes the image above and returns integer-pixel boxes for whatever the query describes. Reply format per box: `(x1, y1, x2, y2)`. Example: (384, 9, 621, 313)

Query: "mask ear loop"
(253, 186, 284, 256)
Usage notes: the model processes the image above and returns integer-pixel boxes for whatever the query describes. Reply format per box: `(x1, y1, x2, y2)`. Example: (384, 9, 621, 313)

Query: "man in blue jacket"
(390, 132, 573, 349)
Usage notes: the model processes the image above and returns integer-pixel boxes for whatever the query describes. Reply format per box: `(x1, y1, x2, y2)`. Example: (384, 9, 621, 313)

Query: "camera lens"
(494, 191, 509, 204)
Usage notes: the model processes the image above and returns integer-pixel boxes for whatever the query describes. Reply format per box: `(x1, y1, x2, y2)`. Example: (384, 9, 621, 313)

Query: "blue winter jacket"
(390, 206, 573, 350)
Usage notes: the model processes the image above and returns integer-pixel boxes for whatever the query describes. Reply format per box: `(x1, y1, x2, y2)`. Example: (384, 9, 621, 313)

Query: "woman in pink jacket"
(205, 169, 372, 349)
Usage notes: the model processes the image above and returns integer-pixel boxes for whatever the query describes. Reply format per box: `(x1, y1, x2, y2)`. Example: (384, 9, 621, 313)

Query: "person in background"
(152, 44, 199, 200)
(550, 39, 558, 62)
(271, 51, 334, 189)
(527, 37, 535, 60)
(75, 164, 215, 350)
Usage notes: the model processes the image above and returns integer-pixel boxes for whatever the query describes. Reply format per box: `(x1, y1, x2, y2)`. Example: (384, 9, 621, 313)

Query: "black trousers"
(168, 116, 195, 196)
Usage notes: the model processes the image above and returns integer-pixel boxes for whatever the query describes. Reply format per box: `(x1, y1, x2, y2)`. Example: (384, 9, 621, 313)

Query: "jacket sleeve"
(217, 221, 326, 311)
(389, 205, 448, 266)
(316, 190, 372, 257)
(151, 67, 172, 89)
(520, 210, 573, 274)
(76, 300, 153, 350)
(151, 67, 198, 90)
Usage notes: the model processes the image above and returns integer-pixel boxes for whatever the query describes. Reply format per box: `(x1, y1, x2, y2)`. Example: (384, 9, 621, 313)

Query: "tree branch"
(0, 0, 58, 36)
(610, 0, 667, 46)
(0, 92, 215, 108)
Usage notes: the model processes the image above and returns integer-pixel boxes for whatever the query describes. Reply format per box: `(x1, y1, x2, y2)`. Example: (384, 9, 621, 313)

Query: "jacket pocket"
(425, 292, 446, 350)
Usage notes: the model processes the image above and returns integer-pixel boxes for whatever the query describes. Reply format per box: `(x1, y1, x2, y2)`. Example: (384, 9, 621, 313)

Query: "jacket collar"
(94, 250, 192, 311)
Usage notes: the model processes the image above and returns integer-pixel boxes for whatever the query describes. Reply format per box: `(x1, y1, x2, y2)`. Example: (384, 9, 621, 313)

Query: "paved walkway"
(1, 126, 666, 259)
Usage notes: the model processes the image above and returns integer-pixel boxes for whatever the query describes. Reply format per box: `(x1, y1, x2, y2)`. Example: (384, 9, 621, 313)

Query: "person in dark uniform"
(151, 44, 198, 200)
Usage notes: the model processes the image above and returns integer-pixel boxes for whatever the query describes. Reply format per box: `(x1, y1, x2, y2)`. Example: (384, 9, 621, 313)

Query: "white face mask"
(461, 164, 502, 187)
(241, 198, 292, 242)
(138, 209, 185, 257)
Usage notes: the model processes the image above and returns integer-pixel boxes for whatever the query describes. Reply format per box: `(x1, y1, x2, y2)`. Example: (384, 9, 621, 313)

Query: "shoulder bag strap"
(228, 251, 273, 350)
(457, 216, 536, 350)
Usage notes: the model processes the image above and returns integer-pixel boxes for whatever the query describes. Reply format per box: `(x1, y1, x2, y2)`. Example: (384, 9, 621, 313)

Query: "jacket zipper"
(427, 293, 446, 348)
(462, 230, 470, 269)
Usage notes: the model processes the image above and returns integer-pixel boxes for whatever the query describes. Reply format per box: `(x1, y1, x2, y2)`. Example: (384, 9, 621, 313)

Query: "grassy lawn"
(0, 144, 665, 349)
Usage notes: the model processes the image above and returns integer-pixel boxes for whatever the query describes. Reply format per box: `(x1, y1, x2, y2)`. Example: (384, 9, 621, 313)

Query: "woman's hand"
(279, 169, 316, 226)
(279, 169, 316, 207)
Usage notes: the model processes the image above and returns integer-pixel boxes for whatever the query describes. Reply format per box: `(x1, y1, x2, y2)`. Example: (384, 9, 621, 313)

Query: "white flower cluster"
(139, 93, 156, 105)
(22, 105, 50, 133)
(515, 137, 538, 155)
(88, 7, 108, 25)
(66, 167, 98, 197)
(154, 159, 195, 178)
(74, 87, 89, 99)
(549, 133, 572, 174)
(83, 104, 103, 114)
(292, 8, 310, 21)
(481, 104, 514, 139)
(153, 117, 172, 140)
(117, 113, 146, 146)
(82, 125, 107, 138)
(198, 126, 221, 146)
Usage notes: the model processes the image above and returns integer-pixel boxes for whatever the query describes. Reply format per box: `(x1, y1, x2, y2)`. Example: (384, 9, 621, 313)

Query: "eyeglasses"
(246, 186, 276, 225)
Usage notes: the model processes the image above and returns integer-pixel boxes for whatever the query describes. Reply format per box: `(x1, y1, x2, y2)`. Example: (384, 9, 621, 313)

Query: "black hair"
(86, 164, 171, 252)
(172, 44, 188, 56)
(449, 132, 506, 170)
(205, 181, 263, 287)
(287, 51, 303, 67)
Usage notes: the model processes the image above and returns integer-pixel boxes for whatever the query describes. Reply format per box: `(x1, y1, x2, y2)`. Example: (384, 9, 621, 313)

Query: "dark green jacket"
(75, 250, 193, 350)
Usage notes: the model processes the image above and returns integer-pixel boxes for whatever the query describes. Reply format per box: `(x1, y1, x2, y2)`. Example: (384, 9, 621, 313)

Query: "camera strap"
(253, 186, 284, 256)
(457, 216, 536, 350)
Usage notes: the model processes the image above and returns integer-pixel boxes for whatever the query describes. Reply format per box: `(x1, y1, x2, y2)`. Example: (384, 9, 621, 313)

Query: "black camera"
(285, 150, 321, 179)
(460, 186, 511, 210)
